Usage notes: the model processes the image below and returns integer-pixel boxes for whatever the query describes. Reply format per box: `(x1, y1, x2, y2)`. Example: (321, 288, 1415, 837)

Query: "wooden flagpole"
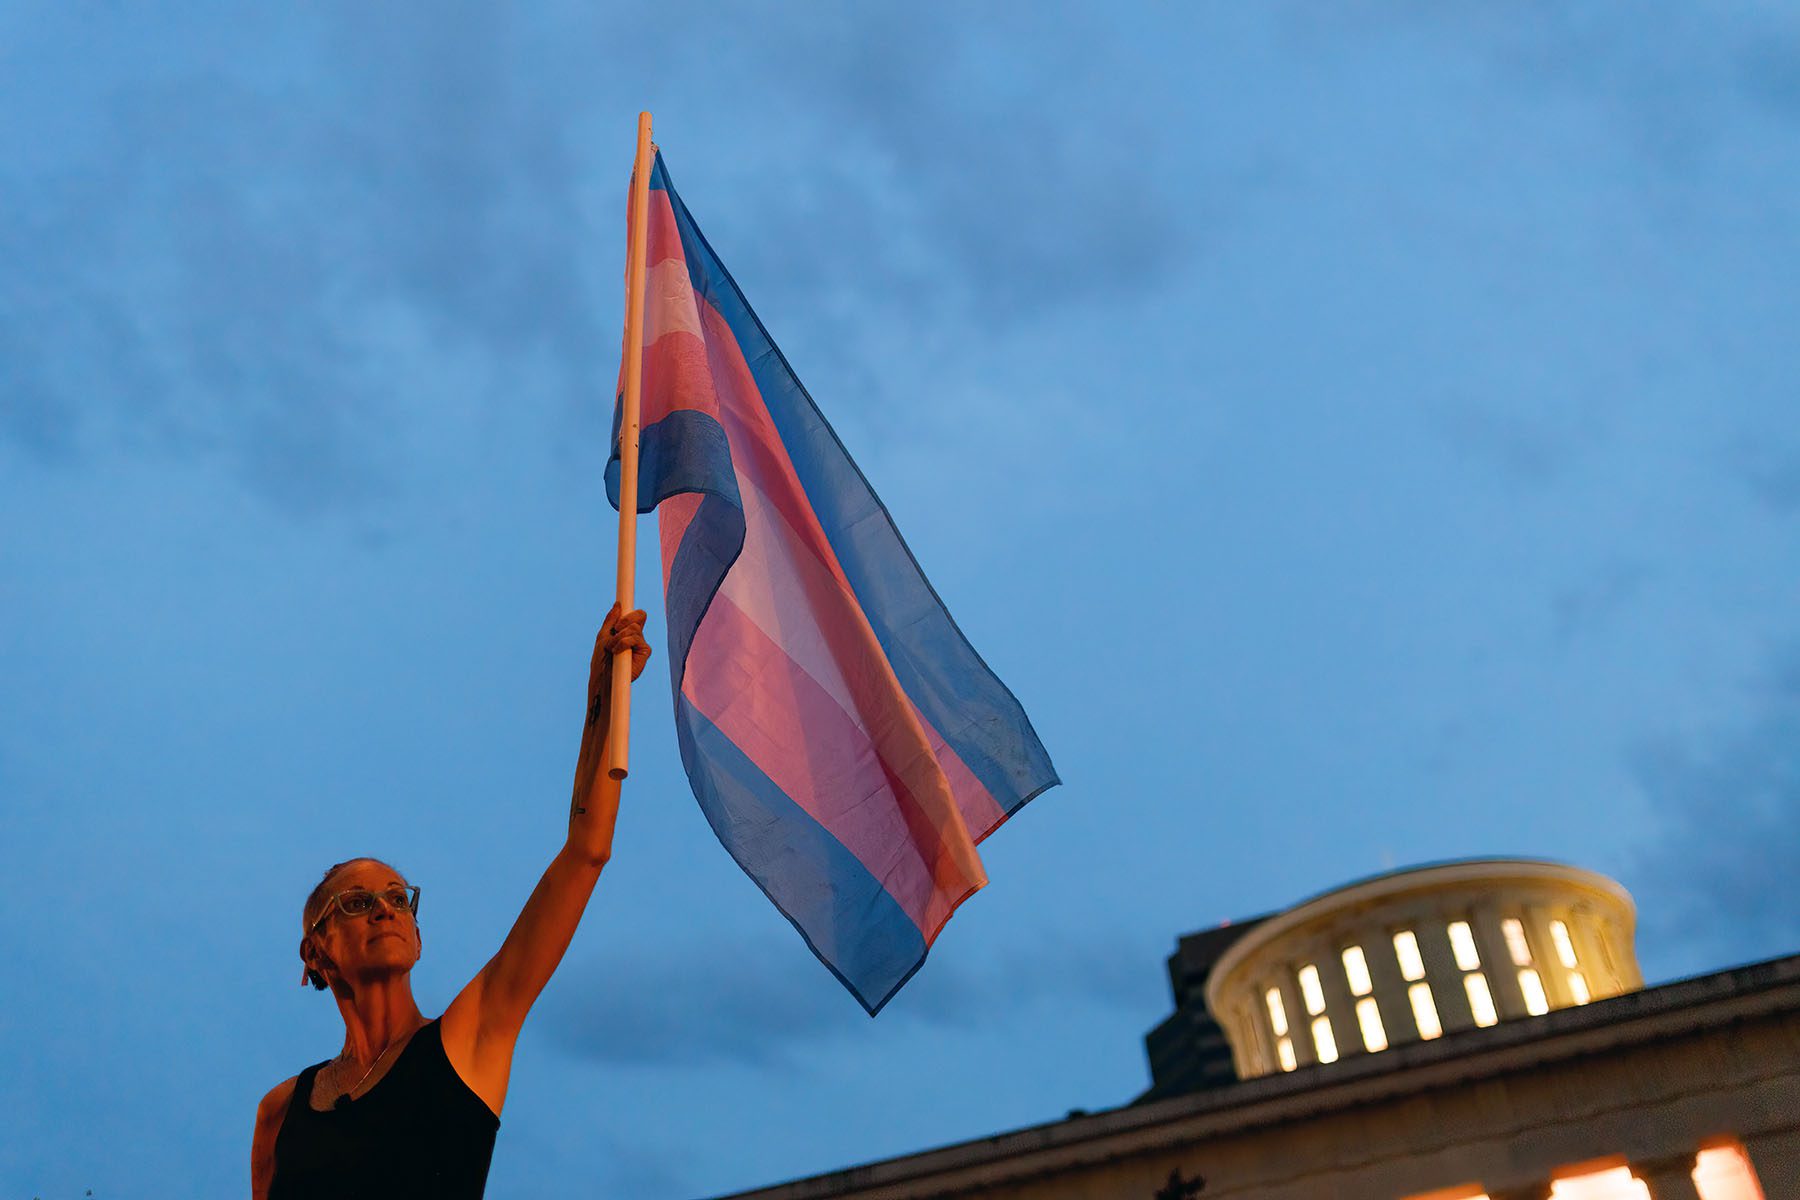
(606, 111, 654, 781)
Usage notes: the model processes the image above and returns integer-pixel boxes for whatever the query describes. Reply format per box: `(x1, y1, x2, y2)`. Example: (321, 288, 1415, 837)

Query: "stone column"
(1566, 904, 1616, 999)
(1313, 945, 1362, 1059)
(1742, 1129, 1800, 1198)
(1525, 903, 1574, 1009)
(1268, 969, 1314, 1069)
(1226, 1002, 1259, 1076)
(1631, 1155, 1700, 1200)
(1597, 912, 1643, 989)
(1472, 899, 1529, 1020)
(1415, 914, 1476, 1031)
(1362, 922, 1417, 1046)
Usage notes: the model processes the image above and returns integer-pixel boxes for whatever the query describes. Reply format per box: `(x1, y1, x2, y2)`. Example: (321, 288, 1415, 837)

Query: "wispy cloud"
(543, 927, 1149, 1070)
(1550, 560, 1651, 646)
(692, 6, 1193, 328)
(1, 4, 1199, 517)
(1737, 32, 1800, 125)
(1631, 646, 1800, 969)
(0, 9, 609, 513)
(1428, 400, 1575, 488)
(1421, 2, 1800, 179)
(1729, 438, 1800, 516)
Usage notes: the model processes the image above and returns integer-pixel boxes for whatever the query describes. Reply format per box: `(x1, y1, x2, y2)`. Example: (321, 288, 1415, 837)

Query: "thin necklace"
(333, 1023, 414, 1105)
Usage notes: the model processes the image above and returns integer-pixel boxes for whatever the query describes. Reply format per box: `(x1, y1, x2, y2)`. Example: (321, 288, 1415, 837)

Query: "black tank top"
(269, 1019, 500, 1200)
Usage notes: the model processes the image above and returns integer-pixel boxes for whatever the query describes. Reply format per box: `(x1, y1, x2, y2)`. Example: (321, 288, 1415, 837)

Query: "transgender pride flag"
(607, 153, 1059, 1014)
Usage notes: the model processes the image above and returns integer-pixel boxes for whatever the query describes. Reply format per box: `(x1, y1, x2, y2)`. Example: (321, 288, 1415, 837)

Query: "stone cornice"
(710, 952, 1800, 1200)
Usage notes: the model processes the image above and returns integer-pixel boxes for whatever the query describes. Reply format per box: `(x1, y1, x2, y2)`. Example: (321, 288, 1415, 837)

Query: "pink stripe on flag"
(688, 298, 1002, 894)
(640, 328, 721, 426)
(645, 190, 684, 270)
(643, 259, 704, 346)
(657, 491, 703, 591)
(706, 379, 977, 842)
(684, 593, 971, 937)
(920, 705, 1007, 841)
(719, 468, 1007, 841)
(633, 208, 1008, 935)
(697, 495, 985, 930)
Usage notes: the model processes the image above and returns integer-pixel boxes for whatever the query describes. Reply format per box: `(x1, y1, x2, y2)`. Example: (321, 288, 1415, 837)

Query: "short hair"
(300, 857, 402, 991)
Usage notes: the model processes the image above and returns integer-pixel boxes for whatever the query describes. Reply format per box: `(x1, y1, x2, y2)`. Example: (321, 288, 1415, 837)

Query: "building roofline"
(708, 950, 1800, 1200)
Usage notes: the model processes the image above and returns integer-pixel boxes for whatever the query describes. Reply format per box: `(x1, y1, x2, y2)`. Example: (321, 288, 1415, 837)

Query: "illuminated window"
(1342, 945, 1373, 996)
(1408, 981, 1442, 1039)
(1355, 996, 1387, 1052)
(1547, 1165, 1650, 1199)
(1519, 967, 1550, 1015)
(1265, 987, 1289, 1037)
(1311, 1015, 1338, 1063)
(1448, 921, 1481, 971)
(1298, 964, 1326, 1016)
(1445, 920, 1495, 1028)
(1693, 1143, 1768, 1200)
(1276, 1036, 1296, 1071)
(1394, 929, 1426, 981)
(1464, 972, 1498, 1027)
(1568, 972, 1591, 1005)
(1550, 919, 1579, 968)
(1502, 918, 1533, 966)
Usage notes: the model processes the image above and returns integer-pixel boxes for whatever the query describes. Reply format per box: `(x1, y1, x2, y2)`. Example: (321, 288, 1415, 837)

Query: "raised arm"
(440, 605, 649, 1109)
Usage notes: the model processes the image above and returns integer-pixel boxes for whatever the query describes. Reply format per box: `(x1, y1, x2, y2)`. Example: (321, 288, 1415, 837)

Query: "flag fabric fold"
(607, 152, 1059, 1014)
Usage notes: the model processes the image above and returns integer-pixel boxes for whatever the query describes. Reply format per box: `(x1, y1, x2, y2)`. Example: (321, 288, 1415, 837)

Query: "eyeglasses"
(310, 885, 421, 932)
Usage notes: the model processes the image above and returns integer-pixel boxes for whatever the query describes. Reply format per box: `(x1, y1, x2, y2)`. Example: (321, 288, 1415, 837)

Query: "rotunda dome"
(1204, 859, 1641, 1079)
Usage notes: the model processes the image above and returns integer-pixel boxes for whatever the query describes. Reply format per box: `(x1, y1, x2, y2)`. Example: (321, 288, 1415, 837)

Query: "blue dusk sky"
(4, 3, 1799, 1197)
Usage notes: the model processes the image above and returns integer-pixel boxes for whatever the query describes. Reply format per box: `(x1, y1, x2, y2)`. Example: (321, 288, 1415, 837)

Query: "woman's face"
(303, 859, 421, 989)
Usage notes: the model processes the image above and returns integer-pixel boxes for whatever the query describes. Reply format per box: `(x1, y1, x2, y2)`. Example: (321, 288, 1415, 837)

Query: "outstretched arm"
(441, 605, 650, 1108)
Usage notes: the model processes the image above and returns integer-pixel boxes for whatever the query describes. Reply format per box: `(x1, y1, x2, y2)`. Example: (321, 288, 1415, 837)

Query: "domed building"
(716, 858, 1799, 1200)
(1148, 859, 1642, 1095)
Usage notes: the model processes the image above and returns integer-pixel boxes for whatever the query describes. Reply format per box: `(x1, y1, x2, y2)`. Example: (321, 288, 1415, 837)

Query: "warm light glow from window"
(1265, 987, 1289, 1037)
(1519, 967, 1550, 1015)
(1447, 921, 1481, 971)
(1394, 929, 1426, 981)
(1693, 1144, 1767, 1200)
(1276, 1036, 1296, 1072)
(1550, 919, 1579, 968)
(1464, 972, 1498, 1026)
(1342, 945, 1373, 996)
(1408, 981, 1442, 1039)
(1356, 996, 1387, 1052)
(1311, 1015, 1338, 1063)
(1298, 964, 1326, 1015)
(1547, 1166, 1650, 1199)
(1568, 971, 1591, 1005)
(1502, 918, 1533, 966)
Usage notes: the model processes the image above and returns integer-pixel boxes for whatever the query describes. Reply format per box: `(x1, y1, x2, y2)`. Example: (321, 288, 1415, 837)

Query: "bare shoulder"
(440, 974, 515, 1118)
(257, 1075, 299, 1121)
(251, 1076, 298, 1199)
(439, 973, 484, 1066)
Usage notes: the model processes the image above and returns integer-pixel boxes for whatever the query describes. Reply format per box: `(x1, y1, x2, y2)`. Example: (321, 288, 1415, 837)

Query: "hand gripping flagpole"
(606, 111, 654, 781)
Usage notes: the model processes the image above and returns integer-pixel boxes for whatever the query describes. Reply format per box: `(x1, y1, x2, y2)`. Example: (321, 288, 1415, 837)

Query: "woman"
(250, 605, 651, 1199)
